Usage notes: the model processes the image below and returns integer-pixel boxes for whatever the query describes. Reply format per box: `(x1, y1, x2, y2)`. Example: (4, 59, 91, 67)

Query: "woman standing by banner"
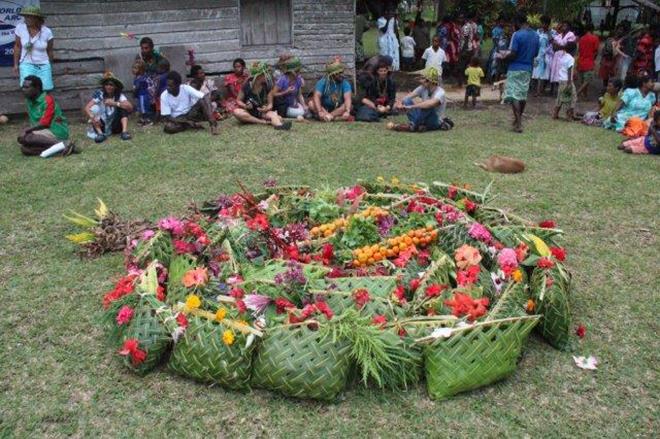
(13, 6, 55, 91)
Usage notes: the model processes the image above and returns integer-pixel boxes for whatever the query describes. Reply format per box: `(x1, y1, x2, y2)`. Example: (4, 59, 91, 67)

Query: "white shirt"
(422, 46, 446, 71)
(160, 84, 204, 118)
(412, 85, 447, 119)
(92, 90, 128, 123)
(14, 22, 53, 65)
(655, 45, 660, 72)
(401, 36, 416, 58)
(556, 53, 575, 82)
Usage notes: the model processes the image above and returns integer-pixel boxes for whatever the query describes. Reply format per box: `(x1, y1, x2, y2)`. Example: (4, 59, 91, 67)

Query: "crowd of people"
(8, 6, 660, 157)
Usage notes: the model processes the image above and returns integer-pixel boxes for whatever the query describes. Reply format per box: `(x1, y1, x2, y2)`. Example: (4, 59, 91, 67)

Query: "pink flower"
(468, 223, 492, 243)
(157, 216, 185, 236)
(244, 294, 272, 314)
(141, 229, 155, 241)
(372, 314, 387, 327)
(454, 244, 482, 269)
(173, 240, 195, 255)
(497, 248, 519, 275)
(116, 305, 134, 325)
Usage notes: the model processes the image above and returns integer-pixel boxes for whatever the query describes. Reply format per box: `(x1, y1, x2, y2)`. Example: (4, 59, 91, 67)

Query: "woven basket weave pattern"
(251, 326, 352, 401)
(424, 316, 539, 400)
(168, 316, 255, 389)
(122, 299, 171, 375)
(530, 267, 571, 350)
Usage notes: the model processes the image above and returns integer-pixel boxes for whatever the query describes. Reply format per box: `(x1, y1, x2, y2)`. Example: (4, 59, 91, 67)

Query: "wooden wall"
(0, 0, 355, 114)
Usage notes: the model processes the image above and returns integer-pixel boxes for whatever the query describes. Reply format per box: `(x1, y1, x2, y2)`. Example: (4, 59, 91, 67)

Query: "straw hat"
(19, 6, 46, 18)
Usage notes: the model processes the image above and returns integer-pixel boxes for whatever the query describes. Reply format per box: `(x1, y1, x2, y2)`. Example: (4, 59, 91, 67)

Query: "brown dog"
(475, 155, 526, 174)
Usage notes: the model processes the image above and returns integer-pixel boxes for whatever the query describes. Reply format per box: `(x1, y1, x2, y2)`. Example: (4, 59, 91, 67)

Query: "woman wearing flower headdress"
(308, 58, 353, 122)
(272, 56, 307, 119)
(232, 62, 292, 130)
(13, 6, 55, 91)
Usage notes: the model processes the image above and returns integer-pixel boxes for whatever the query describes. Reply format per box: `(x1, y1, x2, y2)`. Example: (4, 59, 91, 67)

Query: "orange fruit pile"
(351, 225, 438, 267)
(309, 206, 389, 239)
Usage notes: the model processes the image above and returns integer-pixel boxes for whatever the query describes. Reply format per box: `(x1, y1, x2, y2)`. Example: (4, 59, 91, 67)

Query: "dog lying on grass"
(475, 155, 525, 174)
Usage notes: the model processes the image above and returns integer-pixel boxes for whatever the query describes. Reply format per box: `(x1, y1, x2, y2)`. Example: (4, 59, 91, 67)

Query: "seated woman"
(223, 58, 249, 114)
(309, 58, 353, 122)
(84, 73, 133, 143)
(603, 74, 656, 132)
(356, 61, 396, 122)
(618, 109, 660, 155)
(389, 67, 453, 132)
(582, 78, 622, 126)
(232, 62, 292, 130)
(18, 75, 76, 157)
(272, 57, 307, 119)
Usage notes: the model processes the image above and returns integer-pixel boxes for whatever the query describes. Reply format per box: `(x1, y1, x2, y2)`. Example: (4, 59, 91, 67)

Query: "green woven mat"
(121, 295, 171, 375)
(310, 276, 404, 318)
(168, 316, 255, 389)
(530, 266, 572, 350)
(424, 315, 539, 400)
(251, 326, 352, 401)
(133, 230, 173, 268)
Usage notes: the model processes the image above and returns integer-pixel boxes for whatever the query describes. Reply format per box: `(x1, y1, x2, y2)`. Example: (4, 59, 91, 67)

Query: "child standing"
(618, 110, 660, 154)
(464, 57, 484, 108)
(582, 78, 622, 126)
(132, 60, 154, 126)
(553, 42, 577, 120)
(422, 36, 447, 75)
(401, 27, 416, 71)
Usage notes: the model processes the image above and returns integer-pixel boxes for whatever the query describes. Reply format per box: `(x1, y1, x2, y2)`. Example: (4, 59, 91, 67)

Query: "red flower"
(406, 200, 425, 213)
(102, 274, 137, 309)
(285, 244, 300, 261)
(447, 185, 458, 200)
(425, 283, 447, 298)
(229, 288, 245, 299)
(434, 211, 444, 225)
(398, 327, 407, 337)
(409, 279, 421, 291)
(246, 213, 269, 231)
(463, 198, 477, 214)
(116, 305, 134, 325)
(315, 301, 334, 320)
(185, 221, 205, 238)
(444, 293, 490, 321)
(393, 285, 407, 304)
(456, 265, 481, 286)
(515, 242, 529, 263)
(196, 234, 210, 247)
(537, 257, 555, 269)
(372, 314, 387, 327)
(575, 324, 586, 339)
(538, 220, 556, 229)
(301, 304, 317, 319)
(235, 299, 247, 313)
(156, 285, 166, 302)
(173, 239, 195, 255)
(353, 289, 371, 309)
(118, 338, 147, 366)
(550, 247, 566, 262)
(345, 185, 365, 201)
(275, 297, 295, 314)
(546, 277, 554, 288)
(176, 312, 188, 329)
(321, 243, 334, 265)
(326, 267, 345, 278)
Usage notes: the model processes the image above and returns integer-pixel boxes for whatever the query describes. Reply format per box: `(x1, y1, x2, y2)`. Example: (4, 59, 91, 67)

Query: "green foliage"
(337, 216, 380, 249)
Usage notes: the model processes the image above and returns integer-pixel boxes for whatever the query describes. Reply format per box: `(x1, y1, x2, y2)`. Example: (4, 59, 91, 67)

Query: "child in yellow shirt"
(464, 57, 485, 108)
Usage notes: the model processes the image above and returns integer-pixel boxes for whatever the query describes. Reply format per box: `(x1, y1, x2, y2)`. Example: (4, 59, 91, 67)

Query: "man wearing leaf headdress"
(309, 59, 354, 122)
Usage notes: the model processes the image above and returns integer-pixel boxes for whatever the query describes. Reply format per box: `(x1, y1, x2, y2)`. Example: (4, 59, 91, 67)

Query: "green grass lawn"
(0, 103, 658, 437)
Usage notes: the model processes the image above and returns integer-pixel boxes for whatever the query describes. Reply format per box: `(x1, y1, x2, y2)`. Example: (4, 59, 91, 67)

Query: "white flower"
(573, 355, 598, 370)
(171, 326, 186, 343)
(490, 271, 505, 294)
(430, 327, 453, 339)
(258, 200, 269, 210)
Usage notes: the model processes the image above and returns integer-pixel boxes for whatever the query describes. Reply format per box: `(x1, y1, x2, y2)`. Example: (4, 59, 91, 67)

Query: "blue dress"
(603, 88, 656, 132)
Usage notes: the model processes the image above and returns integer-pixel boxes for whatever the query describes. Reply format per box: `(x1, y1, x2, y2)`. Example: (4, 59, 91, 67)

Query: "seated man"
(309, 59, 353, 122)
(390, 67, 453, 132)
(17, 75, 76, 157)
(356, 61, 396, 122)
(84, 72, 133, 143)
(232, 61, 291, 130)
(160, 71, 218, 135)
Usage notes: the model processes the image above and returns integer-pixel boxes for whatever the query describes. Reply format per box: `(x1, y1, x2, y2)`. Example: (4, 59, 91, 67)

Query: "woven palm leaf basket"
(168, 315, 257, 389)
(530, 265, 572, 350)
(421, 315, 540, 400)
(251, 324, 352, 401)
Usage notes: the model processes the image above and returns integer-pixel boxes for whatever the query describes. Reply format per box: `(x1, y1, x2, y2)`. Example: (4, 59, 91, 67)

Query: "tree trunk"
(436, 0, 447, 22)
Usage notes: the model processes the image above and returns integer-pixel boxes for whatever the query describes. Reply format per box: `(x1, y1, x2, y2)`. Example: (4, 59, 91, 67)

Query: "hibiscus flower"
(444, 293, 489, 321)
(118, 338, 147, 365)
(181, 267, 209, 288)
(454, 244, 482, 269)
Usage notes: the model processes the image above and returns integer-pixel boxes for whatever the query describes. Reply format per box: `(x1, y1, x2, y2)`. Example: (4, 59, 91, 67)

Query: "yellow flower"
(376, 176, 385, 183)
(512, 269, 523, 283)
(391, 177, 400, 185)
(185, 294, 201, 311)
(222, 329, 235, 346)
(215, 308, 227, 321)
